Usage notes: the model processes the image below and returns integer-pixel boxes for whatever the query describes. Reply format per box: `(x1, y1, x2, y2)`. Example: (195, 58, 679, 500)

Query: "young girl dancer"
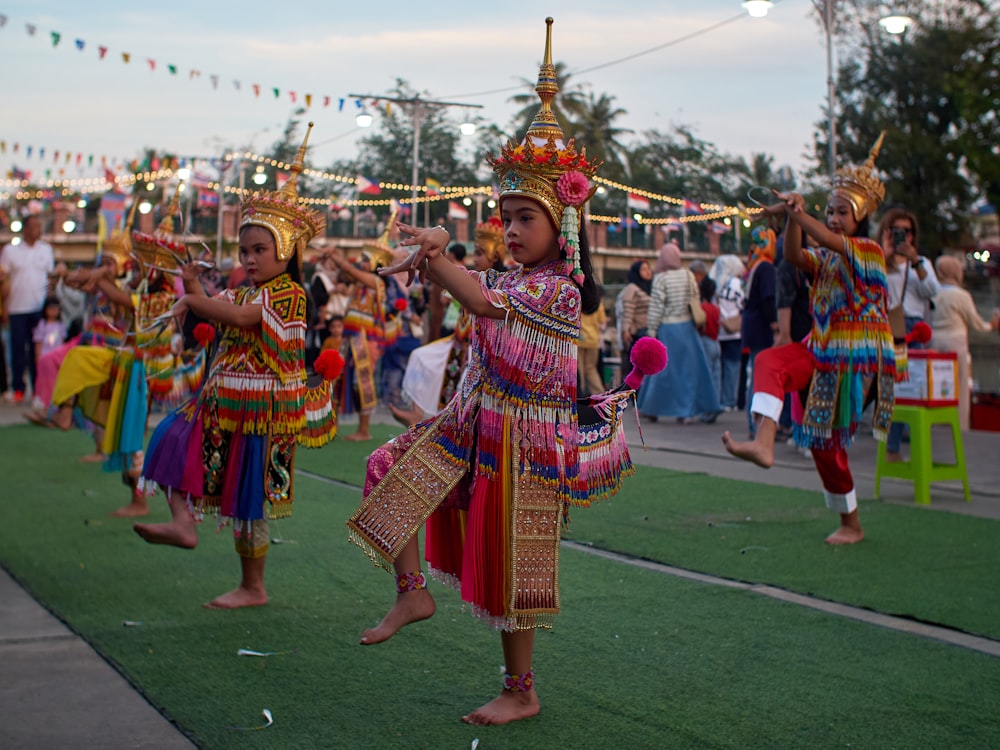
(135, 124, 337, 608)
(348, 18, 617, 726)
(723, 133, 897, 545)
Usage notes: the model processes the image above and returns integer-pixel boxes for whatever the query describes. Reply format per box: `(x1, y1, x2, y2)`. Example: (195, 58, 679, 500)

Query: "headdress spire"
(240, 121, 325, 264)
(830, 131, 886, 220)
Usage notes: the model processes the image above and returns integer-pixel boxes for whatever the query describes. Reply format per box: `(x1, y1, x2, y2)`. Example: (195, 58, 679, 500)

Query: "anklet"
(503, 670, 534, 692)
(395, 571, 427, 593)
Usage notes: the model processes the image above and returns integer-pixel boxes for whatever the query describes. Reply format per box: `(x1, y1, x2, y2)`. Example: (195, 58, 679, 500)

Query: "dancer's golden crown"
(486, 18, 602, 281)
(831, 131, 886, 221)
(241, 122, 326, 263)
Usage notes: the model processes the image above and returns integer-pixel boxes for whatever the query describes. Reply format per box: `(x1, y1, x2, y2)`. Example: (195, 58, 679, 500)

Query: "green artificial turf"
(2, 423, 999, 748)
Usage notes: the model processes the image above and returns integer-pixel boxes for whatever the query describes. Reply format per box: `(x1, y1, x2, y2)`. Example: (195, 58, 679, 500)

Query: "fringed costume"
(349, 261, 582, 630)
(747, 133, 897, 515)
(141, 124, 334, 559)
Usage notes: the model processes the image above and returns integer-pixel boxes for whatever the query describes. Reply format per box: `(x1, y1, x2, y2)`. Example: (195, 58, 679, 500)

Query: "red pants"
(750, 343, 856, 514)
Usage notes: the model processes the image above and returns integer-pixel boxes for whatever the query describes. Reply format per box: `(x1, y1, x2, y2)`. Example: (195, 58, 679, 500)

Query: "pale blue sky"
(1, 0, 833, 193)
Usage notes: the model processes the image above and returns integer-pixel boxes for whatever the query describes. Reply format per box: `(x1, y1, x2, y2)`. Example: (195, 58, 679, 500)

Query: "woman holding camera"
(878, 208, 939, 461)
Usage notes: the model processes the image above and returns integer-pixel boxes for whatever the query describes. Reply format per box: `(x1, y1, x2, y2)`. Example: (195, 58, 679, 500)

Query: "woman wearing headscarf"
(708, 254, 746, 411)
(637, 242, 720, 422)
(616, 259, 652, 369)
(928, 255, 999, 432)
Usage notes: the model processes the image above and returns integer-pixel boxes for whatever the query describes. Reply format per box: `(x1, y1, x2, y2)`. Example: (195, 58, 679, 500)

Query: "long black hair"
(576, 224, 601, 315)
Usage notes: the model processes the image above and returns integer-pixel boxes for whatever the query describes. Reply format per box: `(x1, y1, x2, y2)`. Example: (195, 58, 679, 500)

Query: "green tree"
(826, 0, 999, 252)
(573, 92, 632, 180)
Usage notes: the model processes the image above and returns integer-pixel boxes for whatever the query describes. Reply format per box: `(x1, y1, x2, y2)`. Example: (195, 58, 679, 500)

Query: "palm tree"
(507, 61, 589, 137)
(574, 92, 632, 174)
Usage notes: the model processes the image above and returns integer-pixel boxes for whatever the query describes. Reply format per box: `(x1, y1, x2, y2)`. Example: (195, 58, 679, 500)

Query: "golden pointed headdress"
(830, 131, 886, 221)
(474, 214, 506, 266)
(130, 183, 190, 268)
(485, 17, 602, 282)
(240, 122, 326, 263)
(362, 210, 399, 271)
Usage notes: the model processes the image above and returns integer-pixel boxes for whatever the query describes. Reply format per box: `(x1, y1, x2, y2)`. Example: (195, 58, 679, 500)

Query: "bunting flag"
(682, 199, 704, 215)
(98, 45, 107, 59)
(50, 31, 60, 46)
(356, 176, 380, 195)
(74, 38, 84, 51)
(447, 200, 469, 220)
(626, 193, 650, 212)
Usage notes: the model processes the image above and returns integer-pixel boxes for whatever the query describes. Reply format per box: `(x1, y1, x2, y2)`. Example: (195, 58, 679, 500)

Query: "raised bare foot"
(359, 589, 435, 645)
(825, 525, 864, 545)
(79, 452, 105, 463)
(389, 403, 423, 428)
(344, 431, 372, 442)
(133, 521, 197, 549)
(722, 431, 774, 468)
(203, 586, 268, 609)
(462, 690, 540, 726)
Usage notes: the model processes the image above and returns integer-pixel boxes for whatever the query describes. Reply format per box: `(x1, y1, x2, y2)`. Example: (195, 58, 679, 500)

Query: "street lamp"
(348, 93, 482, 217)
(745, 2, 916, 179)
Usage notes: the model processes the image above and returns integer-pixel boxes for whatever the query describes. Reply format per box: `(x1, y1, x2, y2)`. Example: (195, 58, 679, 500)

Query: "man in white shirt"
(0, 215, 55, 402)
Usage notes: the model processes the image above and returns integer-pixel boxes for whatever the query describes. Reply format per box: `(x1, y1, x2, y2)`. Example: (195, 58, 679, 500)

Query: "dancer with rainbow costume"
(723, 133, 898, 545)
(347, 18, 663, 726)
(135, 124, 339, 609)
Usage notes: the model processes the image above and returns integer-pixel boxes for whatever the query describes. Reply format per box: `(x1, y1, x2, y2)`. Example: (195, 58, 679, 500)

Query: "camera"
(891, 227, 909, 246)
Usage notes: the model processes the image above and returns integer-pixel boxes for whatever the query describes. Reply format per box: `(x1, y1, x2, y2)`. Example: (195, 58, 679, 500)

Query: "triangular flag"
(305, 93, 312, 107)
(167, 64, 177, 75)
(50, 31, 61, 47)
(147, 58, 156, 71)
(98, 45, 107, 59)
(0, 15, 7, 28)
(122, 51, 130, 63)
(74, 38, 84, 51)
(272, 87, 280, 99)
(210, 74, 218, 89)
(289, 91, 297, 103)
(252, 84, 260, 97)
(26, 23, 36, 36)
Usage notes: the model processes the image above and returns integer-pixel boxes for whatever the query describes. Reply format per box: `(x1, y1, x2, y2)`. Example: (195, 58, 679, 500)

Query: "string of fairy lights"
(2, 147, 762, 225)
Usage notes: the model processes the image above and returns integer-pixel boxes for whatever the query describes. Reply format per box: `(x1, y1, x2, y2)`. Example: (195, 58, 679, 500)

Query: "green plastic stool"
(874, 404, 970, 504)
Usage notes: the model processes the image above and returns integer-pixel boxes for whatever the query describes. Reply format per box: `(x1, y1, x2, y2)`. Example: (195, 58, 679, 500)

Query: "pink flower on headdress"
(556, 170, 590, 207)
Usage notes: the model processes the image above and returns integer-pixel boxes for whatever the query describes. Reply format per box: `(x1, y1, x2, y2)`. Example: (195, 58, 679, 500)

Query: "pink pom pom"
(623, 336, 667, 390)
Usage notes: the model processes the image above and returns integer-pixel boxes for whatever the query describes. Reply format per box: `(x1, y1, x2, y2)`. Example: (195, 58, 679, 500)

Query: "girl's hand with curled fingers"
(382, 223, 451, 284)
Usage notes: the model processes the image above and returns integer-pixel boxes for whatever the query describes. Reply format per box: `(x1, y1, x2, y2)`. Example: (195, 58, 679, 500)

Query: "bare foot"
(825, 525, 864, 545)
(79, 452, 105, 463)
(23, 410, 52, 428)
(110, 500, 149, 518)
(344, 430, 372, 442)
(389, 403, 423, 428)
(359, 589, 435, 645)
(203, 586, 268, 609)
(133, 521, 197, 549)
(885, 451, 903, 463)
(462, 690, 540, 726)
(722, 431, 774, 468)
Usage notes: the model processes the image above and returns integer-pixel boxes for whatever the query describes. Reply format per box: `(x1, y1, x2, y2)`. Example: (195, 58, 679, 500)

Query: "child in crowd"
(33, 297, 66, 367)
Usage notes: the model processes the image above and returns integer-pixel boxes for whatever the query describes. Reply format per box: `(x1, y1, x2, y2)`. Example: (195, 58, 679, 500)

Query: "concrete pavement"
(1, 398, 997, 748)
